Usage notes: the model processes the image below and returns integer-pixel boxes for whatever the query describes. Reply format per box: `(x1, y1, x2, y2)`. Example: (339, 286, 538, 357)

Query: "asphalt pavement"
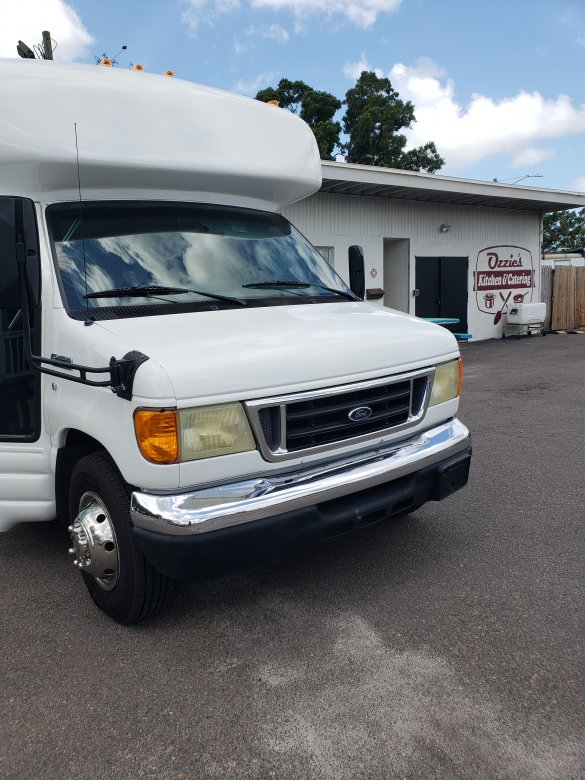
(1, 334, 584, 779)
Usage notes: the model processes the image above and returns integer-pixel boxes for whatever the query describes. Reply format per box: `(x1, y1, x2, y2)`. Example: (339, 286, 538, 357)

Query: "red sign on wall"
(475, 270, 533, 290)
(474, 245, 534, 321)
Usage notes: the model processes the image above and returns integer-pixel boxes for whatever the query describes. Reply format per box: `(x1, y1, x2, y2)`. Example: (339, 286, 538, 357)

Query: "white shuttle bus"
(0, 60, 471, 623)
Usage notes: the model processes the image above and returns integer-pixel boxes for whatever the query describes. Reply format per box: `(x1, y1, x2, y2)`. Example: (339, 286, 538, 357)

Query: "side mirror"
(348, 244, 365, 300)
(0, 198, 40, 309)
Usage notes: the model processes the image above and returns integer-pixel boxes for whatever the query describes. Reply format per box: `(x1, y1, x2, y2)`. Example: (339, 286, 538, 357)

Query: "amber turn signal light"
(134, 410, 179, 464)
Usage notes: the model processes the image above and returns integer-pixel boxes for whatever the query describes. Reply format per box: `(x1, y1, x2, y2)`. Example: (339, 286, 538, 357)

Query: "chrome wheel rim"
(68, 491, 120, 591)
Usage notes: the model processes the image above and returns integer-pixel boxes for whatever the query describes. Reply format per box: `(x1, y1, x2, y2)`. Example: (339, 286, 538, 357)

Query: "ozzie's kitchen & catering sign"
(474, 245, 534, 324)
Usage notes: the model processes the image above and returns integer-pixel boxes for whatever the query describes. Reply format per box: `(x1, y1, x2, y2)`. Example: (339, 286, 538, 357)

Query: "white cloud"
(245, 23, 289, 44)
(571, 177, 585, 192)
(233, 70, 277, 95)
(182, 0, 241, 36)
(510, 146, 555, 168)
(0, 0, 93, 61)
(343, 52, 383, 80)
(248, 23, 289, 43)
(390, 58, 449, 106)
(346, 56, 585, 171)
(183, 0, 402, 31)
(251, 0, 402, 27)
(234, 23, 288, 54)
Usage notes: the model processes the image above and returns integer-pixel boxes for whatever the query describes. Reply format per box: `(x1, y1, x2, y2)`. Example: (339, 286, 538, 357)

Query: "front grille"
(249, 369, 432, 461)
(285, 377, 426, 451)
(257, 406, 280, 451)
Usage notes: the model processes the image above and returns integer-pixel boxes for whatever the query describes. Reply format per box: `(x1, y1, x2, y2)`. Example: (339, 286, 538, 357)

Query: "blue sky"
(3, 0, 585, 191)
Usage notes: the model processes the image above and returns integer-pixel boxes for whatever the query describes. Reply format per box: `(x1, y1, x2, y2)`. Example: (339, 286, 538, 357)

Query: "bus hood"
(93, 302, 459, 404)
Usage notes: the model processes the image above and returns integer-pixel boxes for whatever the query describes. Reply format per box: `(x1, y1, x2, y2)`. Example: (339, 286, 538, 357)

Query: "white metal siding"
(284, 192, 538, 243)
(283, 192, 541, 342)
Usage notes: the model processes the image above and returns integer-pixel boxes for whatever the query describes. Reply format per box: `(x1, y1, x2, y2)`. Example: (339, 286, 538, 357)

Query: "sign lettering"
(475, 245, 534, 321)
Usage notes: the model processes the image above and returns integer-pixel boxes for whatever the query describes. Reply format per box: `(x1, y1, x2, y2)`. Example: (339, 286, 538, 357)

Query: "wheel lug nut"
(68, 525, 74, 532)
(68, 547, 75, 555)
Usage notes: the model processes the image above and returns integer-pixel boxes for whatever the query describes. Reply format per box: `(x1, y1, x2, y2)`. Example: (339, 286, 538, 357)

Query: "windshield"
(47, 202, 352, 319)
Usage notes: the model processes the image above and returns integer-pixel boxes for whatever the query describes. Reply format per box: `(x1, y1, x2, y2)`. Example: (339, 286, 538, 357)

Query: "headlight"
(179, 403, 255, 461)
(429, 358, 462, 406)
(134, 403, 256, 463)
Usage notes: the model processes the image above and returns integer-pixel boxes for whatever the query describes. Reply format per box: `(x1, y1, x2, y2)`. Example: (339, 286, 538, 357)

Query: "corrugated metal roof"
(320, 161, 585, 212)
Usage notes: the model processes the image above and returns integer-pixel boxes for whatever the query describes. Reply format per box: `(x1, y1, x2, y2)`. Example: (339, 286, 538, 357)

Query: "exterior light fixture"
(440, 224, 451, 233)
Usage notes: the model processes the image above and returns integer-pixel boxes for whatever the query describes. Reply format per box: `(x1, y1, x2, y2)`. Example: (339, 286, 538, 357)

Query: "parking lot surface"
(1, 335, 584, 779)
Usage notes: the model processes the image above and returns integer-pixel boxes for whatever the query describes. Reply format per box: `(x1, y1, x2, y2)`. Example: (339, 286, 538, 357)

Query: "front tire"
(68, 452, 171, 624)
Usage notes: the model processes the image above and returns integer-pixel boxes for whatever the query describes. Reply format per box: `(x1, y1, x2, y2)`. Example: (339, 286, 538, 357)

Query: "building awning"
(320, 161, 585, 213)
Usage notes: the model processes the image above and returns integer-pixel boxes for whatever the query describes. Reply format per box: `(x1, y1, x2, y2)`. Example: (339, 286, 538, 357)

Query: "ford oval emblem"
(348, 406, 373, 422)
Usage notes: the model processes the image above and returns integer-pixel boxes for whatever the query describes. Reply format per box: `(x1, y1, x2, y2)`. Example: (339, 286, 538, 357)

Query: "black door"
(0, 197, 40, 440)
(415, 256, 468, 333)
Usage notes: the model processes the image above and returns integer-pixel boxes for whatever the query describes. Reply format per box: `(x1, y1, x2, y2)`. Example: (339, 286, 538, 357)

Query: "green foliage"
(255, 72, 444, 172)
(255, 86, 280, 104)
(542, 208, 585, 252)
(311, 119, 344, 160)
(256, 79, 342, 160)
(300, 89, 341, 126)
(401, 143, 445, 175)
(343, 72, 444, 172)
(257, 79, 307, 114)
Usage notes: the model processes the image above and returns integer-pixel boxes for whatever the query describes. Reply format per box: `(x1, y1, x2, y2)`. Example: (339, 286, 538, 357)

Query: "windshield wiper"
(312, 284, 357, 301)
(242, 280, 357, 300)
(84, 285, 247, 306)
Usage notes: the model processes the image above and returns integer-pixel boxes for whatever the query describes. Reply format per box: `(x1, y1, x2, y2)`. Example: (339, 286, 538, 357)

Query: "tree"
(256, 72, 444, 171)
(342, 71, 444, 173)
(542, 208, 585, 253)
(256, 79, 342, 160)
(257, 79, 306, 114)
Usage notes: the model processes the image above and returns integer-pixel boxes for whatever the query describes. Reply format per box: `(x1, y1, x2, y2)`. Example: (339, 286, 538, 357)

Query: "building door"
(415, 256, 468, 333)
(383, 238, 410, 312)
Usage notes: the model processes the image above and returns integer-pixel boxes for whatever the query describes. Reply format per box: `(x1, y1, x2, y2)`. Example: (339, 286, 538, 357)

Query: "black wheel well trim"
(55, 430, 132, 524)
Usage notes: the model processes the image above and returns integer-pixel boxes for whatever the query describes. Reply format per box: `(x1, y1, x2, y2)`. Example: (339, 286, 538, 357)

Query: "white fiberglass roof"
(0, 59, 321, 210)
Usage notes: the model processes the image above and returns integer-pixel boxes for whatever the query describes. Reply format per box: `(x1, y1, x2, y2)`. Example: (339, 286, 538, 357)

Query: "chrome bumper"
(130, 418, 470, 537)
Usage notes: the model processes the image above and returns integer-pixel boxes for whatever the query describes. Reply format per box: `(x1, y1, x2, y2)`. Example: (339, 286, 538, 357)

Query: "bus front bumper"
(130, 418, 471, 580)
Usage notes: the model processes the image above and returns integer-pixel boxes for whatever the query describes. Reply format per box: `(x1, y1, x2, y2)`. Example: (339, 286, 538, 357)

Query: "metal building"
(283, 162, 585, 341)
